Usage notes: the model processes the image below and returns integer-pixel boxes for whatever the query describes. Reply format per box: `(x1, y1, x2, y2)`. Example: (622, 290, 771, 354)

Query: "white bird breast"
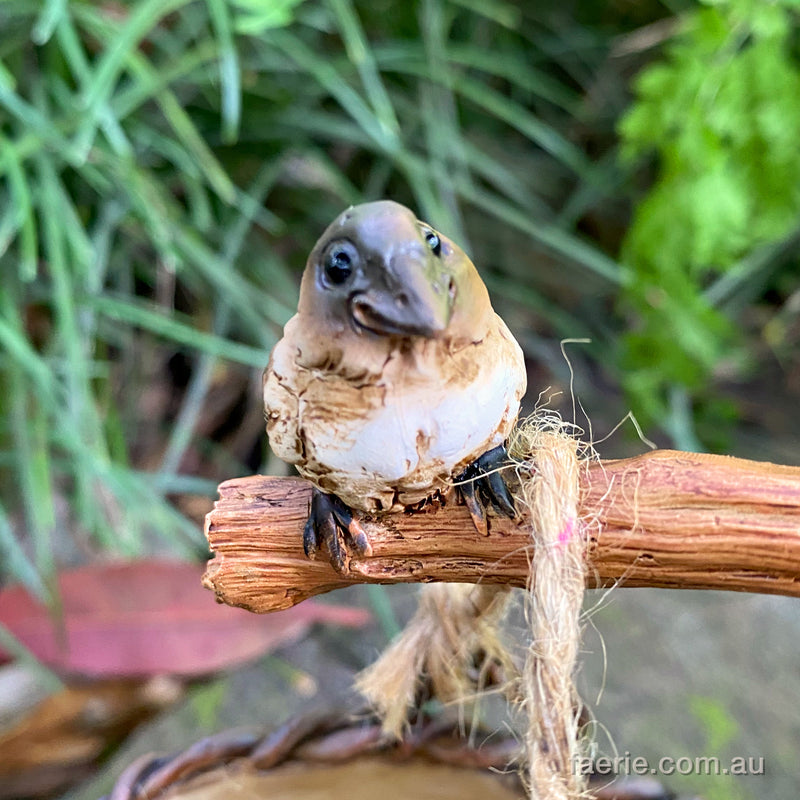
(298, 355, 523, 510)
(310, 365, 514, 480)
(265, 314, 526, 510)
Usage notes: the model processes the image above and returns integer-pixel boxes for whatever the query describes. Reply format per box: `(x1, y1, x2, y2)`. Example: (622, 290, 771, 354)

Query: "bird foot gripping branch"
(302, 442, 519, 573)
(302, 488, 372, 573)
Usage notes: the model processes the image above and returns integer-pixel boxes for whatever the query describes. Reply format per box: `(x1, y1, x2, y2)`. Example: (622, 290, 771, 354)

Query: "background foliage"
(1, 0, 799, 602)
(619, 0, 800, 443)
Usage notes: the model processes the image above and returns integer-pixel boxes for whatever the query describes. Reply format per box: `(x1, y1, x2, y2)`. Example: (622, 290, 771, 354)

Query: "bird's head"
(297, 201, 491, 345)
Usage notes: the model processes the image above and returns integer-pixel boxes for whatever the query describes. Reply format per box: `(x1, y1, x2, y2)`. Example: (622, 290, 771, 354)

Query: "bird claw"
(304, 489, 372, 572)
(455, 444, 516, 535)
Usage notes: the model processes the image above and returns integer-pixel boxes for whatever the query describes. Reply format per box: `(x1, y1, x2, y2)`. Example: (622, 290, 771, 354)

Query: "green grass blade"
(448, 0, 521, 29)
(704, 232, 800, 309)
(139, 472, 220, 496)
(665, 386, 703, 453)
(327, 0, 400, 144)
(6, 360, 57, 592)
(0, 137, 38, 280)
(0, 73, 83, 164)
(460, 139, 549, 213)
(452, 77, 592, 178)
(268, 28, 397, 153)
(172, 226, 293, 335)
(483, 273, 590, 338)
(364, 584, 402, 641)
(32, 0, 67, 44)
(35, 151, 107, 544)
(89, 295, 269, 368)
(123, 57, 237, 203)
(0, 507, 47, 602)
(75, 0, 191, 156)
(416, 0, 468, 241)
(158, 160, 284, 478)
(0, 318, 55, 394)
(206, 0, 241, 143)
(54, 15, 133, 157)
(376, 40, 579, 111)
(106, 39, 220, 120)
(469, 188, 629, 285)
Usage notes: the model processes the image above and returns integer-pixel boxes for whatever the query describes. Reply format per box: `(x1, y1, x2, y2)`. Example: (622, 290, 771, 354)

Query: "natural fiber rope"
(514, 426, 588, 799)
(356, 582, 515, 739)
(357, 418, 591, 800)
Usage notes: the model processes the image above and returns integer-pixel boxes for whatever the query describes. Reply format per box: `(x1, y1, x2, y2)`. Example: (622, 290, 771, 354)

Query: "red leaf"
(0, 560, 370, 678)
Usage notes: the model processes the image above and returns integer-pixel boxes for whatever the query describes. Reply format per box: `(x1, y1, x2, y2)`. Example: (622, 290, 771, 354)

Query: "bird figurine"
(264, 200, 527, 570)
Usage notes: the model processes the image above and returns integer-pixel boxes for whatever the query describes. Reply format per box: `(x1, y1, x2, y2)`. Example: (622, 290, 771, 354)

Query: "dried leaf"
(0, 677, 182, 800)
(0, 560, 370, 678)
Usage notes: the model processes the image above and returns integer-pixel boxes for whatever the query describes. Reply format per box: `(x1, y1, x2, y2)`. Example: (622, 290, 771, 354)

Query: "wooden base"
(203, 450, 800, 613)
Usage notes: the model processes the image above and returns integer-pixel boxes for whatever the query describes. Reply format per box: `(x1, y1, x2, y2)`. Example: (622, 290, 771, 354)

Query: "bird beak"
(349, 273, 454, 339)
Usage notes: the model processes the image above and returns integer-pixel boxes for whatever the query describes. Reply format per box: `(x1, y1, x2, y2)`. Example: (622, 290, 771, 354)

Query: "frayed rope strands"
(357, 414, 593, 800)
(355, 582, 516, 739)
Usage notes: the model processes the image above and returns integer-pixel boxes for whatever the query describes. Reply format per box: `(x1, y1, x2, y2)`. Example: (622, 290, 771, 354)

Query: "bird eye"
(424, 230, 442, 257)
(323, 246, 354, 286)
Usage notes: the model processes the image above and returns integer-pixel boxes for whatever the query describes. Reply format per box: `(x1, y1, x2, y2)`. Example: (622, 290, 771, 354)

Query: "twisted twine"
(357, 417, 591, 799)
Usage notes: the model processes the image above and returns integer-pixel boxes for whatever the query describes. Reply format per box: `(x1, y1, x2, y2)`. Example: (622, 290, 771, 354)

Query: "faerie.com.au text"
(573, 752, 765, 777)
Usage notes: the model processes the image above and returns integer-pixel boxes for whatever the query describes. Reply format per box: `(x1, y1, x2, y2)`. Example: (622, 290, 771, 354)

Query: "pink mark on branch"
(558, 517, 576, 546)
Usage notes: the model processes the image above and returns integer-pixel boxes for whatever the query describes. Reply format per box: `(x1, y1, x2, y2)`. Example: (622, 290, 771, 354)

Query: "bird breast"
(264, 314, 526, 513)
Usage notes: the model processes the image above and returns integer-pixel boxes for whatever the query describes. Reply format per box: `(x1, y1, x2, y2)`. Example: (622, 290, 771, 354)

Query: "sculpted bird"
(264, 200, 527, 570)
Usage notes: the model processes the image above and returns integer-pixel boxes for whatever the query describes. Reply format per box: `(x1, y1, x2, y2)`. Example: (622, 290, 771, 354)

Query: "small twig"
(203, 450, 800, 613)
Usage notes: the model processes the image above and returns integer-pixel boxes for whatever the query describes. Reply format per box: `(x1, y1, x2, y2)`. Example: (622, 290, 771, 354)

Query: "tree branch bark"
(202, 449, 800, 613)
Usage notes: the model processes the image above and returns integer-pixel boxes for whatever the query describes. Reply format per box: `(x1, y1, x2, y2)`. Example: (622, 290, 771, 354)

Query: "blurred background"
(0, 0, 799, 798)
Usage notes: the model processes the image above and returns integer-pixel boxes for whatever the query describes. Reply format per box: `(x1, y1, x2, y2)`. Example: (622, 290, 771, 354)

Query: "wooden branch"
(203, 449, 800, 613)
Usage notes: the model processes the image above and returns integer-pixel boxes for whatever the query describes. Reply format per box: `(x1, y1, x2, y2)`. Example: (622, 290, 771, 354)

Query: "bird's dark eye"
(323, 246, 354, 285)
(425, 230, 442, 257)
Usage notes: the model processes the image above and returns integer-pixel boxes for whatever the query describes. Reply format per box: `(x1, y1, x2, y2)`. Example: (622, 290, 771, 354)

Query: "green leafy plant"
(618, 0, 800, 447)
